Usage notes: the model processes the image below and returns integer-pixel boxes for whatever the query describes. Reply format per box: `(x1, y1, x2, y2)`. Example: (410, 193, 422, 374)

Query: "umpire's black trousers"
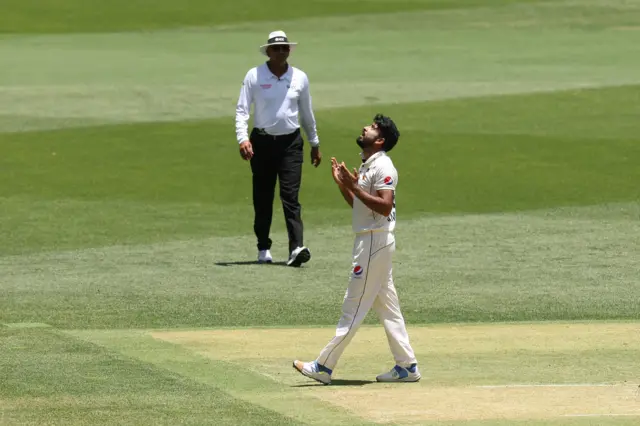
(249, 127, 304, 254)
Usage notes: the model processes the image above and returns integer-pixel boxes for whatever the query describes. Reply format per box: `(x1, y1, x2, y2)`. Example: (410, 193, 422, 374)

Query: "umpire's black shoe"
(287, 246, 311, 267)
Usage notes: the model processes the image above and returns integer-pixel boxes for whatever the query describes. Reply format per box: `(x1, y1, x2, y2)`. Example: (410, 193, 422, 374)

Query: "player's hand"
(239, 140, 253, 160)
(338, 162, 358, 189)
(311, 146, 322, 167)
(331, 157, 342, 185)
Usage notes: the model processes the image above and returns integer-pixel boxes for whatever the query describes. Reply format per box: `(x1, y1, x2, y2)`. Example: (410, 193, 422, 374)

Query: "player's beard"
(356, 136, 373, 149)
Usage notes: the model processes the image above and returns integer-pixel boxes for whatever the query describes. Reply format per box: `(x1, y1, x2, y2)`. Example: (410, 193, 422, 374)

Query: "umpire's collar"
(264, 62, 293, 81)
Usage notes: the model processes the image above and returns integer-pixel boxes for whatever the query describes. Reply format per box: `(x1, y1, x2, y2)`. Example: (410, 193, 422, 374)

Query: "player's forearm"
(338, 184, 354, 207)
(351, 186, 392, 216)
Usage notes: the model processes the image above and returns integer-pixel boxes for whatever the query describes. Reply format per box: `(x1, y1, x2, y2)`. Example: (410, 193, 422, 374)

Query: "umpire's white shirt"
(235, 63, 320, 146)
(353, 151, 398, 234)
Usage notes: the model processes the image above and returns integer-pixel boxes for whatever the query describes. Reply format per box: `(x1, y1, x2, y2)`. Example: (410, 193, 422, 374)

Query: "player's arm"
(338, 185, 355, 208)
(351, 187, 394, 217)
(331, 158, 354, 207)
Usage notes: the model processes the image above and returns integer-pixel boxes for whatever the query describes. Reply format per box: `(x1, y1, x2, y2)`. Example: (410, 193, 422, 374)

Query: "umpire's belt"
(253, 127, 300, 141)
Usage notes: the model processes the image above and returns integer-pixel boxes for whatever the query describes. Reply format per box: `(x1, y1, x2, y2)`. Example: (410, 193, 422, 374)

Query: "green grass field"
(2, 0, 640, 424)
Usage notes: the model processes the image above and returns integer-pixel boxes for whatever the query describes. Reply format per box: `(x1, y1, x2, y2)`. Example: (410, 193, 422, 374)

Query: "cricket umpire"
(235, 30, 322, 267)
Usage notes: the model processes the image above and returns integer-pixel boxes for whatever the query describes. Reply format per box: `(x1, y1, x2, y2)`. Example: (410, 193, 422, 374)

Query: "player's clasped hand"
(330, 157, 342, 185)
(339, 162, 358, 189)
(331, 157, 358, 188)
(239, 140, 254, 160)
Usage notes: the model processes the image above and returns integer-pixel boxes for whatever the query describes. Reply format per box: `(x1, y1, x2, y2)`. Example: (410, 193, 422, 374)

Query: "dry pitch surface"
(144, 322, 640, 424)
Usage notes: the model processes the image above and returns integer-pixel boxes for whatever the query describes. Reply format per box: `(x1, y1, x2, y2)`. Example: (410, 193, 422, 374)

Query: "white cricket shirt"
(235, 63, 320, 146)
(352, 151, 398, 234)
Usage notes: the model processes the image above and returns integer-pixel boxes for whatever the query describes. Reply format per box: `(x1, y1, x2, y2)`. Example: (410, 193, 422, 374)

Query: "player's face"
(356, 122, 383, 149)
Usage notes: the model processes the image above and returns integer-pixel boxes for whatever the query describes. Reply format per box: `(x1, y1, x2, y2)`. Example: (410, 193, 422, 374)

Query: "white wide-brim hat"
(259, 30, 298, 56)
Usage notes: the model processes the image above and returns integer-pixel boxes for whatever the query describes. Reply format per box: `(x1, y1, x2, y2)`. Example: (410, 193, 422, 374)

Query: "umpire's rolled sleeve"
(298, 74, 320, 147)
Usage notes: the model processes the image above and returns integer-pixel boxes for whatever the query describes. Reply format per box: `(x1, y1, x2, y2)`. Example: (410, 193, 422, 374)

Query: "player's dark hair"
(373, 113, 400, 152)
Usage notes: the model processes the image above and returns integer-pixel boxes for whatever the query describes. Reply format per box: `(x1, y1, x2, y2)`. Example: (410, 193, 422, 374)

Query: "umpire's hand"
(239, 140, 253, 160)
(311, 146, 322, 167)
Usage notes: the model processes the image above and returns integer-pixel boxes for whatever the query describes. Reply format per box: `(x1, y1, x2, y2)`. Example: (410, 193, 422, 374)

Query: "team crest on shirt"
(353, 265, 364, 277)
(384, 176, 394, 185)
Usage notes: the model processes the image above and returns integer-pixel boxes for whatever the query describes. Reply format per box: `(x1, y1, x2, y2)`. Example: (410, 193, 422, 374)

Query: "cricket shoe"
(286, 246, 311, 267)
(376, 364, 421, 382)
(292, 360, 332, 385)
(258, 249, 273, 264)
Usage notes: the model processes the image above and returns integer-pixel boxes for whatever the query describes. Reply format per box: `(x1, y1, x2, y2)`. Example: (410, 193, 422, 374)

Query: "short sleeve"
(373, 161, 398, 191)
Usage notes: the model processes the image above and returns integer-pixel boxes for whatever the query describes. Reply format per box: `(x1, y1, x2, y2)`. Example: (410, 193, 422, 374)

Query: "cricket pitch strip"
(314, 383, 640, 422)
(151, 322, 640, 423)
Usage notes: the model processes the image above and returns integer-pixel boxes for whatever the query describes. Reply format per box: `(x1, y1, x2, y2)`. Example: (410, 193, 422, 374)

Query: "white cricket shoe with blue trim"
(376, 364, 421, 382)
(292, 360, 332, 385)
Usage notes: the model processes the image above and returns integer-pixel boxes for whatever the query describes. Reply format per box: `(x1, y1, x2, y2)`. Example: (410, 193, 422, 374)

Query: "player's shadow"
(215, 260, 289, 267)
(292, 379, 375, 387)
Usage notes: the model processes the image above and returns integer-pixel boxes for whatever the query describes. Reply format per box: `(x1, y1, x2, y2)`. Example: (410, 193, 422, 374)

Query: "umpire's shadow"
(215, 260, 289, 267)
(292, 379, 375, 387)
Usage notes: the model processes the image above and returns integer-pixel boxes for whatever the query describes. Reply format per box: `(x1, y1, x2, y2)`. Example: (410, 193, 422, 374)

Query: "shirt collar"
(360, 150, 386, 165)
(264, 63, 293, 81)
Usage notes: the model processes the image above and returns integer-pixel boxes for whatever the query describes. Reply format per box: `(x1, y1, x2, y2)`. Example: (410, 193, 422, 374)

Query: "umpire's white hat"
(259, 30, 298, 56)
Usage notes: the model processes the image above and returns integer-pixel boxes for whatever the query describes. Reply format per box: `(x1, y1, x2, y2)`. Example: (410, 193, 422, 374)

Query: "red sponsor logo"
(260, 84, 272, 89)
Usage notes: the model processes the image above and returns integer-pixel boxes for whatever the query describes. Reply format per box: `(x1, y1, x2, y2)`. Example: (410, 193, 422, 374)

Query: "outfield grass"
(2, 86, 639, 256)
(2, 0, 640, 424)
(0, 0, 553, 33)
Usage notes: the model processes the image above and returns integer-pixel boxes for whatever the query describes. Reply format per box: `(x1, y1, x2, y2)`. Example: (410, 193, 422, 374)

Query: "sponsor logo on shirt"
(384, 176, 394, 185)
(353, 265, 364, 277)
(260, 84, 272, 89)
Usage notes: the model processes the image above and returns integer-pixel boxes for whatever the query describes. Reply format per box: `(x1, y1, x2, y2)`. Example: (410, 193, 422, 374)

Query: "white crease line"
(476, 383, 617, 388)
(565, 414, 640, 417)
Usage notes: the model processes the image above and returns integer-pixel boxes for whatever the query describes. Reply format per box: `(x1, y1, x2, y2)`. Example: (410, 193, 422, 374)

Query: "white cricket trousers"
(317, 230, 417, 371)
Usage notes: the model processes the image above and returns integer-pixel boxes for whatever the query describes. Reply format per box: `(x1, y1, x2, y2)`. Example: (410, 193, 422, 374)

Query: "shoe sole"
(292, 361, 331, 385)
(287, 248, 311, 267)
(376, 374, 421, 383)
